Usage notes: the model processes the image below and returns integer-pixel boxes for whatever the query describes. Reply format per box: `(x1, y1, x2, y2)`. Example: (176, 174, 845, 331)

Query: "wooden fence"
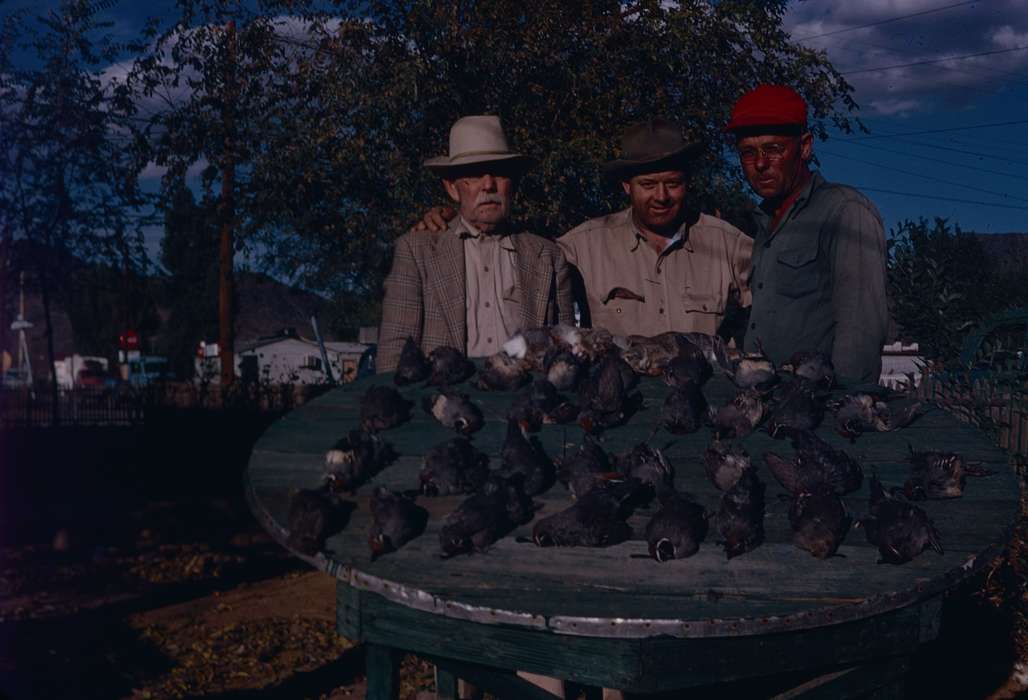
(921, 374, 1028, 462)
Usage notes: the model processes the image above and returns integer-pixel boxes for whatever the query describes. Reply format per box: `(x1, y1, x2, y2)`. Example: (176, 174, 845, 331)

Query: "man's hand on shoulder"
(410, 205, 457, 233)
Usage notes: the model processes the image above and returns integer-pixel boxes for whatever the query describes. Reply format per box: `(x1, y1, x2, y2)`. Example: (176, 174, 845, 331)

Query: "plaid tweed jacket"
(377, 220, 574, 372)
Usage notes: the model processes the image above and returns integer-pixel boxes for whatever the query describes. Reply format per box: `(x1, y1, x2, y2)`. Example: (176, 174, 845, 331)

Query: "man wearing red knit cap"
(726, 84, 888, 386)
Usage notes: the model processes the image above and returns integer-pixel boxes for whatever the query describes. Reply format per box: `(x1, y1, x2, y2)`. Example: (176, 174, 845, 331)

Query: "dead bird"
(663, 342, 713, 388)
(369, 486, 428, 560)
(324, 429, 396, 493)
(766, 379, 825, 438)
(646, 491, 709, 561)
(498, 419, 555, 496)
(860, 474, 943, 565)
(903, 448, 994, 500)
(612, 443, 674, 503)
(703, 441, 752, 491)
(544, 348, 585, 392)
(393, 337, 431, 386)
(788, 487, 851, 559)
(530, 479, 639, 548)
(713, 389, 769, 439)
(550, 324, 618, 362)
(578, 354, 638, 434)
(716, 468, 766, 560)
(426, 346, 476, 386)
(621, 332, 682, 376)
(659, 381, 711, 434)
(507, 379, 571, 432)
(502, 327, 559, 370)
(781, 351, 834, 390)
(473, 351, 532, 391)
(833, 393, 922, 440)
(287, 485, 352, 555)
(422, 391, 484, 435)
(439, 475, 533, 557)
(419, 437, 490, 496)
(359, 385, 413, 433)
(763, 430, 863, 496)
(558, 436, 617, 500)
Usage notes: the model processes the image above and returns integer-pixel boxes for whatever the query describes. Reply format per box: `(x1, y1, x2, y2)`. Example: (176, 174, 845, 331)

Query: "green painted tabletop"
(245, 372, 1020, 639)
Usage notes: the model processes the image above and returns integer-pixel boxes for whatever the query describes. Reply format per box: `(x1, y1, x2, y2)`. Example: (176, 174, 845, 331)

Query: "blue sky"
(6, 0, 1028, 247)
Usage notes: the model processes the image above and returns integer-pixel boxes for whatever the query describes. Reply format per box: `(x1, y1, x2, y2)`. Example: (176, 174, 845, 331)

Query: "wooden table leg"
(366, 643, 402, 700)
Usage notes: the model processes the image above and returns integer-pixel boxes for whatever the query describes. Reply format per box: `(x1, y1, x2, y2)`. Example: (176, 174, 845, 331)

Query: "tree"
(238, 0, 861, 335)
(158, 183, 220, 378)
(1, 0, 150, 415)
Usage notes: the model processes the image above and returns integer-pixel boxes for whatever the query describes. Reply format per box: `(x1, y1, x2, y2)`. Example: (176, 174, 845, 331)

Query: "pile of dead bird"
(287, 325, 993, 568)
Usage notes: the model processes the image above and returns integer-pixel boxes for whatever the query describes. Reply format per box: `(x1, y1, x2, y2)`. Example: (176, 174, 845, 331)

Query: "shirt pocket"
(774, 246, 821, 299)
(681, 290, 726, 315)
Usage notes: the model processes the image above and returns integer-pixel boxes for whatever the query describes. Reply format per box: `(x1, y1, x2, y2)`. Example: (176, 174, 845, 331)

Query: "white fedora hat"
(423, 115, 534, 174)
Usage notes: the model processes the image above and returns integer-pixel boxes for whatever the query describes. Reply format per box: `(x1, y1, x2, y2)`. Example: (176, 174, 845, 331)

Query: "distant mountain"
(971, 233, 1028, 276)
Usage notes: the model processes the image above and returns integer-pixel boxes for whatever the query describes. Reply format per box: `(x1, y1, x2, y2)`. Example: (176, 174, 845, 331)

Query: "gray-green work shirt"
(744, 172, 888, 385)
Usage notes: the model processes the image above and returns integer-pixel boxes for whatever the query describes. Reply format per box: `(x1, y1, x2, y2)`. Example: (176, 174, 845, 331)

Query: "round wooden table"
(246, 372, 1021, 699)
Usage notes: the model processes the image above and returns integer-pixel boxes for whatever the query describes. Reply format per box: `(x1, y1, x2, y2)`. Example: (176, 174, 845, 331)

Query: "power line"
(826, 137, 1028, 182)
(842, 120, 1028, 140)
(792, 1, 979, 42)
(817, 147, 1028, 203)
(853, 186, 1028, 211)
(839, 45, 1028, 76)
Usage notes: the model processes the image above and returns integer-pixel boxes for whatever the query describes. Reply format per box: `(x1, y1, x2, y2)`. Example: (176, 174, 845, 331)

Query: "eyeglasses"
(737, 142, 793, 163)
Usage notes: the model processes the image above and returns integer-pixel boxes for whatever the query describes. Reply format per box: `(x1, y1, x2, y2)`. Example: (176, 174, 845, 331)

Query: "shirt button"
(750, 322, 756, 330)
(484, 266, 490, 272)
(757, 282, 764, 290)
(616, 308, 623, 314)
(487, 337, 492, 343)
(659, 308, 664, 315)
(484, 301, 491, 308)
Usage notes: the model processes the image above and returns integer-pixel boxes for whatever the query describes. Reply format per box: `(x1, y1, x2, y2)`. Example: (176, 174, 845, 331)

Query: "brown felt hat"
(603, 118, 704, 179)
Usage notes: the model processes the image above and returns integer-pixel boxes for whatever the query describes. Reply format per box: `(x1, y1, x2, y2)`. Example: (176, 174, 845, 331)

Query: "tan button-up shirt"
(459, 218, 520, 357)
(558, 209, 752, 337)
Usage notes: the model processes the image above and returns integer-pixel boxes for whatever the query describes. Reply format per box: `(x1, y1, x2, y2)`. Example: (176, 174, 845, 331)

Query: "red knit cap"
(725, 85, 807, 132)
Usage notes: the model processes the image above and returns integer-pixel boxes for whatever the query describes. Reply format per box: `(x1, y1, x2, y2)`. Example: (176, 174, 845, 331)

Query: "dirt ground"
(1, 422, 1026, 700)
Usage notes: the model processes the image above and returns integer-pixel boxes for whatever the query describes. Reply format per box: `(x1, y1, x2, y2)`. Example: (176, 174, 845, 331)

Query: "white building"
(196, 333, 370, 384)
(879, 342, 923, 390)
(54, 355, 110, 389)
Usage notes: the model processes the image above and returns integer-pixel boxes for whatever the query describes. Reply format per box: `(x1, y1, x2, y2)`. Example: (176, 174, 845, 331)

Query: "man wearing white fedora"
(377, 115, 574, 372)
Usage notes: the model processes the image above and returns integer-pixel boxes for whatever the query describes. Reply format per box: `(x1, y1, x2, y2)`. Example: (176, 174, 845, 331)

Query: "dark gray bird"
(508, 379, 567, 432)
(498, 419, 555, 496)
(663, 349, 713, 389)
(359, 385, 413, 433)
(530, 479, 639, 548)
(646, 491, 708, 561)
(763, 430, 863, 496)
(612, 443, 674, 503)
(544, 348, 585, 392)
(660, 381, 710, 434)
(860, 474, 943, 565)
(713, 389, 769, 439)
(727, 350, 779, 393)
(287, 485, 351, 556)
(558, 436, 616, 500)
(766, 379, 825, 438)
(578, 354, 637, 434)
(902, 448, 993, 500)
(419, 437, 490, 496)
(716, 468, 765, 559)
(394, 337, 431, 385)
(427, 346, 476, 386)
(369, 486, 428, 560)
(324, 429, 396, 493)
(833, 393, 922, 441)
(703, 441, 752, 491)
(439, 476, 533, 557)
(788, 487, 851, 559)
(782, 351, 834, 390)
(473, 351, 532, 391)
(422, 391, 484, 435)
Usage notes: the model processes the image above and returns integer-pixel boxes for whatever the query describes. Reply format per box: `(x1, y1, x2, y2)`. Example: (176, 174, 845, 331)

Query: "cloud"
(784, 0, 1028, 116)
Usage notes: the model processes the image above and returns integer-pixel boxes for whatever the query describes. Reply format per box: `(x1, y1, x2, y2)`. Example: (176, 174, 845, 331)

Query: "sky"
(6, 0, 1028, 248)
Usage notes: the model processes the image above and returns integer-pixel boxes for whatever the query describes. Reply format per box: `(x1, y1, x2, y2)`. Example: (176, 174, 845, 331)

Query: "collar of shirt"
(457, 217, 515, 251)
(755, 170, 821, 235)
(626, 214, 694, 256)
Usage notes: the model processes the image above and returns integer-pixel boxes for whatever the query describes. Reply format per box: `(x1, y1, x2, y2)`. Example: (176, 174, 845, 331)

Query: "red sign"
(119, 330, 140, 351)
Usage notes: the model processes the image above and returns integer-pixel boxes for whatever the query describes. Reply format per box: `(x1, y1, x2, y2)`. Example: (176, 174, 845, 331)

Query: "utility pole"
(218, 19, 236, 387)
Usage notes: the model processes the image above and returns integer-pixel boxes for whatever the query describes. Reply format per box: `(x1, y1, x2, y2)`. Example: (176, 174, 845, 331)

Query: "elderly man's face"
(622, 169, 688, 235)
(442, 169, 514, 233)
(736, 132, 813, 202)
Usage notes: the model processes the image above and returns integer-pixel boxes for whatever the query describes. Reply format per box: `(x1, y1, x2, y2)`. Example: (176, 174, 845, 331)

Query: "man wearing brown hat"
(377, 115, 574, 372)
(560, 118, 751, 339)
(414, 119, 752, 341)
(726, 84, 887, 385)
